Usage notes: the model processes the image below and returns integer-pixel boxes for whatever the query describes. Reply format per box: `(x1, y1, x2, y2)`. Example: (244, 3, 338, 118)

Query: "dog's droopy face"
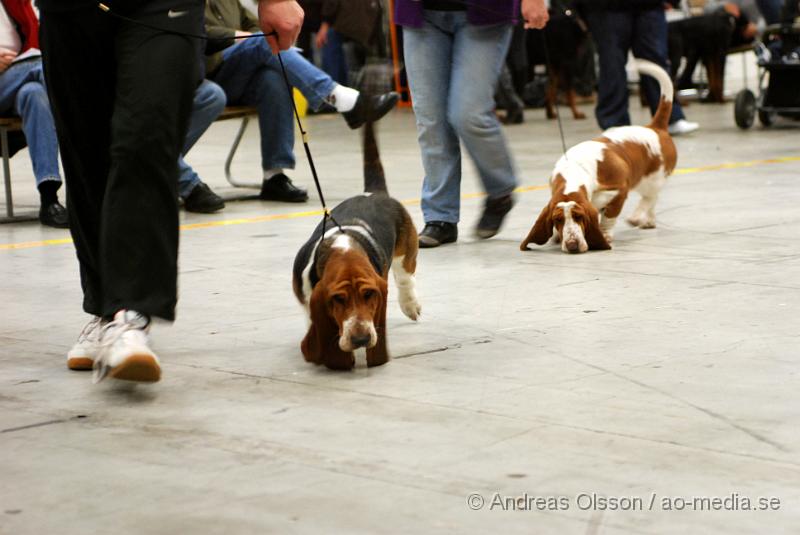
(521, 190, 611, 254)
(302, 244, 389, 369)
(325, 265, 384, 352)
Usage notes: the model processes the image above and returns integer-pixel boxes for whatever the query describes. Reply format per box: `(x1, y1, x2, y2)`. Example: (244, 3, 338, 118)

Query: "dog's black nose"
(350, 334, 371, 348)
(565, 240, 580, 253)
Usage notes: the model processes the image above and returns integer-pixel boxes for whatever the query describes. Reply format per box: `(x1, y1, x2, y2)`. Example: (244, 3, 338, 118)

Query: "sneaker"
(259, 173, 309, 203)
(93, 310, 161, 384)
(184, 182, 225, 213)
(418, 221, 458, 248)
(476, 194, 514, 239)
(342, 91, 400, 130)
(67, 316, 105, 371)
(668, 119, 700, 136)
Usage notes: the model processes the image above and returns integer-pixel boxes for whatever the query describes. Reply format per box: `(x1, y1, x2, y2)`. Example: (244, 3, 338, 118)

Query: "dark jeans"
(756, 0, 782, 24)
(39, 2, 202, 321)
(583, 7, 685, 129)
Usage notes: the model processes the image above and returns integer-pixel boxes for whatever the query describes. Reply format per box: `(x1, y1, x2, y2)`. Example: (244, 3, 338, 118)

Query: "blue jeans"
(178, 79, 226, 199)
(403, 11, 517, 224)
(211, 38, 337, 171)
(584, 8, 685, 129)
(0, 58, 61, 188)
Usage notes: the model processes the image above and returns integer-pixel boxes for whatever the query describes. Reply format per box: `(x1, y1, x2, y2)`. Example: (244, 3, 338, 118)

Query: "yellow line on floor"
(1, 156, 796, 251)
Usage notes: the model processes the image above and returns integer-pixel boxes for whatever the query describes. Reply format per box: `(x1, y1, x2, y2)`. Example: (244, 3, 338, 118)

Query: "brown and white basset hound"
(292, 122, 420, 370)
(521, 59, 678, 254)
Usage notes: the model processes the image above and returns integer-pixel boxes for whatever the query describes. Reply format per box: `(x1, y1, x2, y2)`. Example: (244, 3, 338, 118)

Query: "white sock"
(264, 168, 284, 181)
(328, 84, 359, 113)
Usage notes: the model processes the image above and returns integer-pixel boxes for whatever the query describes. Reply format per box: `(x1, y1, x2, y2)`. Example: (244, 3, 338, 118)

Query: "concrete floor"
(1, 97, 799, 534)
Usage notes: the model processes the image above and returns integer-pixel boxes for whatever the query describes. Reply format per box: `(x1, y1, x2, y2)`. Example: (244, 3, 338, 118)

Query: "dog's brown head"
(302, 240, 389, 370)
(520, 184, 610, 254)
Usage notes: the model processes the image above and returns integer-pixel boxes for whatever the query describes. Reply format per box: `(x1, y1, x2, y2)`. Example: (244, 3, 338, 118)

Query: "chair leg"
(224, 116, 260, 188)
(2, 128, 13, 218)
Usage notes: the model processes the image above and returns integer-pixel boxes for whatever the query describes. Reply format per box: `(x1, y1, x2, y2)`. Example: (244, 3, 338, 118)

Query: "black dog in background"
(526, 2, 589, 120)
(668, 6, 757, 102)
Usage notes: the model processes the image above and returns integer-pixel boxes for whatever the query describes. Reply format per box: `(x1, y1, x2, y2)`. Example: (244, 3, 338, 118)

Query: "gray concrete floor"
(1, 98, 799, 534)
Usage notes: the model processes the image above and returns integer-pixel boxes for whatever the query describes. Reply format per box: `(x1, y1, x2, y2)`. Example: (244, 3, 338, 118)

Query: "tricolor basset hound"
(292, 122, 420, 370)
(521, 59, 678, 254)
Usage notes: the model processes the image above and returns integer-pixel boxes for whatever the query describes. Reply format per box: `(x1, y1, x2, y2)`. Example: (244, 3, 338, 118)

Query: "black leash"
(97, 2, 343, 235)
(539, 29, 569, 159)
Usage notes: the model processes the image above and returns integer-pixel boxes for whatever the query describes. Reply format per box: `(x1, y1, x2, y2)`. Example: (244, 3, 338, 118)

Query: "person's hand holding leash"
(522, 0, 548, 29)
(258, 0, 304, 54)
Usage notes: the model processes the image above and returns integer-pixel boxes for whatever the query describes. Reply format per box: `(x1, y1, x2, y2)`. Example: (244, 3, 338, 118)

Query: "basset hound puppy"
(292, 122, 420, 370)
(521, 60, 678, 254)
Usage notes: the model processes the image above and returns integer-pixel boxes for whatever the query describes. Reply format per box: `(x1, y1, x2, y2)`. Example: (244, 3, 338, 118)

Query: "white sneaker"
(93, 310, 161, 384)
(668, 119, 700, 136)
(67, 316, 105, 371)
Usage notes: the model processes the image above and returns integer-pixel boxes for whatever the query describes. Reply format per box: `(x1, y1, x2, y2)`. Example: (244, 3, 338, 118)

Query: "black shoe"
(418, 221, 458, 248)
(184, 182, 225, 213)
(259, 173, 308, 203)
(39, 201, 69, 228)
(476, 194, 514, 239)
(504, 106, 524, 125)
(342, 91, 400, 130)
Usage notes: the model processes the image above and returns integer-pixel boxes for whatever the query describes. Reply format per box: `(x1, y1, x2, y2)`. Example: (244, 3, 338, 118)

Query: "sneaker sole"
(67, 357, 94, 371)
(108, 354, 162, 383)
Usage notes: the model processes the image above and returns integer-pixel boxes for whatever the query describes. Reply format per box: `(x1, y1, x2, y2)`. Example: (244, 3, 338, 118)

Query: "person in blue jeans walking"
(577, 0, 700, 136)
(0, 0, 66, 228)
(178, 79, 227, 214)
(206, 0, 399, 203)
(394, 0, 548, 248)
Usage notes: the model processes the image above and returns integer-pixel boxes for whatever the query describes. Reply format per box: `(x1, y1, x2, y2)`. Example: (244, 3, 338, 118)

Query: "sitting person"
(0, 0, 66, 228)
(205, 0, 398, 202)
(179, 79, 227, 214)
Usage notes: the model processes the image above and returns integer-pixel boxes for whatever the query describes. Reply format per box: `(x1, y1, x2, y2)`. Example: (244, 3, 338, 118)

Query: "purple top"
(394, 0, 520, 27)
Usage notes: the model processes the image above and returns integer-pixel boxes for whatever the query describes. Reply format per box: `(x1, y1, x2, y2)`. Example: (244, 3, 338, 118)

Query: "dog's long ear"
(520, 202, 553, 250)
(583, 203, 612, 251)
(367, 277, 389, 367)
(302, 285, 354, 369)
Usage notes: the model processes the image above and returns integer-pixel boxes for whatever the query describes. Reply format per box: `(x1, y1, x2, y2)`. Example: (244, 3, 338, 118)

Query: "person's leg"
(756, 0, 782, 25)
(583, 9, 634, 129)
(449, 18, 516, 199)
(6, 63, 61, 189)
(214, 38, 334, 111)
(238, 66, 297, 175)
(321, 28, 349, 86)
(102, 7, 200, 320)
(212, 44, 306, 202)
(178, 79, 226, 199)
(403, 12, 462, 225)
(275, 47, 336, 111)
(39, 6, 116, 317)
(632, 8, 685, 124)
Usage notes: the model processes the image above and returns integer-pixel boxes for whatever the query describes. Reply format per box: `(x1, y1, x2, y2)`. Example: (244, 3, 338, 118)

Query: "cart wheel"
(758, 109, 775, 127)
(734, 90, 756, 129)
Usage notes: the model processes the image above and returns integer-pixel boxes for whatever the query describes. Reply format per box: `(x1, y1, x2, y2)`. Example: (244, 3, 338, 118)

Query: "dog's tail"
(637, 59, 673, 131)
(363, 119, 388, 194)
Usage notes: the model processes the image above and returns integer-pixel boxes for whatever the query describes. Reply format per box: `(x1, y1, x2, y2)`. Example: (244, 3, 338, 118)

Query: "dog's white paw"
(400, 295, 421, 321)
(603, 230, 614, 243)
